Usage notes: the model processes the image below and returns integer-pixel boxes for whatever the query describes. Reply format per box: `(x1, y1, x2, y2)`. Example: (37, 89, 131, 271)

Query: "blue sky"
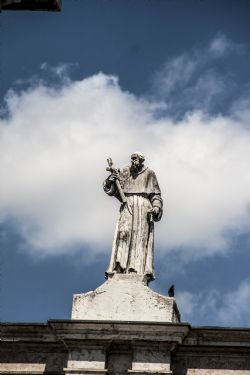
(1, 0, 250, 326)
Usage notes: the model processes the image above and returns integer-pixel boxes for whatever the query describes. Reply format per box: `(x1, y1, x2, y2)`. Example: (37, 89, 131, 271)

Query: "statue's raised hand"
(109, 169, 119, 182)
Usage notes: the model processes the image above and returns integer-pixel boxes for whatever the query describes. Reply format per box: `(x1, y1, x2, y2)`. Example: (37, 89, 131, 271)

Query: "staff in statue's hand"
(106, 158, 133, 215)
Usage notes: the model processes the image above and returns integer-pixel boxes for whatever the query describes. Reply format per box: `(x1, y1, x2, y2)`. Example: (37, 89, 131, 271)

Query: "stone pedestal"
(67, 274, 181, 374)
(71, 274, 180, 323)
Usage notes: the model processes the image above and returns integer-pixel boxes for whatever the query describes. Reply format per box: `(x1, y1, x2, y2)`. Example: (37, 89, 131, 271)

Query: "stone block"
(130, 344, 171, 374)
(65, 344, 106, 375)
(71, 274, 180, 323)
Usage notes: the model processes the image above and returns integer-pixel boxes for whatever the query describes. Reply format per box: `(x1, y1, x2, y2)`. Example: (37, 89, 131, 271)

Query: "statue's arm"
(147, 170, 163, 221)
(103, 176, 117, 196)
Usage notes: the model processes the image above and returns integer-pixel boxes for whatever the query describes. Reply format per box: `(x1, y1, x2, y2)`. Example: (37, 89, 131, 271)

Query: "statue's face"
(131, 155, 143, 171)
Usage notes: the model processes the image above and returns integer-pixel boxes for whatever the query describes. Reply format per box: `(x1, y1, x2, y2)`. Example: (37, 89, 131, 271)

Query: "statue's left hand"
(153, 206, 160, 216)
(152, 206, 162, 221)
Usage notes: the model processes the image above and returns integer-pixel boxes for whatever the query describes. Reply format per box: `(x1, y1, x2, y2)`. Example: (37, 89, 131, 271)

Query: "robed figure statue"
(103, 152, 163, 282)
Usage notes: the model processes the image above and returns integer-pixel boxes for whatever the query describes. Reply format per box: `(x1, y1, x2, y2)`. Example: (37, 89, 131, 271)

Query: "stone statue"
(103, 152, 163, 282)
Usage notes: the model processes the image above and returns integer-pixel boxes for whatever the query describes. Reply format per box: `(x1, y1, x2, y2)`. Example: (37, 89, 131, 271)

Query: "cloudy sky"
(1, 0, 250, 326)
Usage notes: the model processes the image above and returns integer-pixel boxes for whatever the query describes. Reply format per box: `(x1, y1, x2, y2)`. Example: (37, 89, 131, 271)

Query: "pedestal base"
(71, 274, 180, 323)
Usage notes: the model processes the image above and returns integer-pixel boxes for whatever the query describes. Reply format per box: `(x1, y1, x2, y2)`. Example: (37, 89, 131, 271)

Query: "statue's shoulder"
(145, 167, 156, 177)
(145, 168, 159, 184)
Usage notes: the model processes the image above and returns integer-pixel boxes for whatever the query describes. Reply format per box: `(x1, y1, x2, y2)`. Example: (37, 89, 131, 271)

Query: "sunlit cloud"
(0, 35, 250, 261)
(152, 33, 248, 118)
(177, 279, 250, 326)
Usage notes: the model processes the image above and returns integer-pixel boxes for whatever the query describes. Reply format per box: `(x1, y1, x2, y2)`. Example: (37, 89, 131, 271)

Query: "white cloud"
(154, 53, 197, 97)
(209, 33, 233, 57)
(154, 34, 231, 97)
(0, 36, 250, 260)
(153, 34, 247, 117)
(209, 33, 244, 57)
(177, 280, 250, 326)
(40, 62, 77, 81)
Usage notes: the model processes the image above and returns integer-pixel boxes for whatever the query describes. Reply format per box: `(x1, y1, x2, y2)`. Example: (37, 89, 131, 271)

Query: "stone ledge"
(48, 320, 189, 344)
(64, 369, 107, 374)
(0, 370, 49, 375)
(128, 371, 172, 374)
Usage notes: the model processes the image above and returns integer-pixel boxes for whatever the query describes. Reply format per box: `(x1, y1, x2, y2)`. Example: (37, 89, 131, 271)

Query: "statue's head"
(131, 151, 145, 172)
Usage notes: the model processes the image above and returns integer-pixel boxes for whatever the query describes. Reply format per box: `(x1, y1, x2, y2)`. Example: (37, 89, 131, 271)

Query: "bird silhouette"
(168, 284, 175, 297)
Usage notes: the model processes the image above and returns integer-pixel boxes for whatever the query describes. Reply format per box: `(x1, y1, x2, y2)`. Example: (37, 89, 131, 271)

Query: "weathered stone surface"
(51, 320, 188, 375)
(0, 362, 45, 373)
(48, 320, 189, 343)
(64, 371, 107, 375)
(172, 327, 250, 375)
(106, 343, 132, 375)
(187, 371, 250, 375)
(0, 323, 67, 374)
(71, 274, 180, 323)
(131, 344, 171, 373)
(65, 344, 106, 374)
(1, 321, 250, 374)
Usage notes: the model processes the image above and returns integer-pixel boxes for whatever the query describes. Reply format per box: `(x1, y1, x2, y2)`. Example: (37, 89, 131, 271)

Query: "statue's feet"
(128, 268, 136, 274)
(114, 262, 124, 273)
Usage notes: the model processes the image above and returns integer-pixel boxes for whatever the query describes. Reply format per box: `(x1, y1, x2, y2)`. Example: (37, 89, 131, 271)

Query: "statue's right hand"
(109, 170, 119, 182)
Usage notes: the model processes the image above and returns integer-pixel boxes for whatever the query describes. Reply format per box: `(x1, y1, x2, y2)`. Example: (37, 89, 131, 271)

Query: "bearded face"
(131, 155, 143, 172)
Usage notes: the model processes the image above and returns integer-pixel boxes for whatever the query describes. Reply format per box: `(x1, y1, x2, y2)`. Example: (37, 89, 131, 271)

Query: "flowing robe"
(104, 166, 163, 281)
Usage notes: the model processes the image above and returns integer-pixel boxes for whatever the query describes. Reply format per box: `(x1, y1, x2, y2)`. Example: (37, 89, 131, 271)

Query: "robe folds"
(104, 166, 163, 281)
